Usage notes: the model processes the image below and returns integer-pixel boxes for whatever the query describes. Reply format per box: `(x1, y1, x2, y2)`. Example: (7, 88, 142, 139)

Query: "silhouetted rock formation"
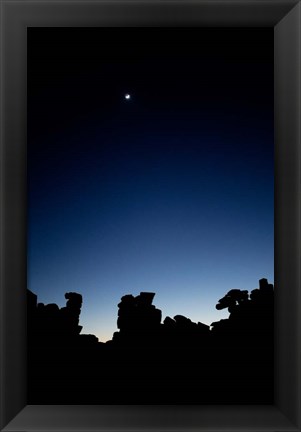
(27, 278, 274, 404)
(215, 288, 249, 312)
(60, 292, 83, 337)
(160, 314, 210, 348)
(211, 279, 274, 353)
(112, 292, 162, 346)
(27, 290, 98, 348)
(211, 277, 274, 339)
(111, 292, 211, 349)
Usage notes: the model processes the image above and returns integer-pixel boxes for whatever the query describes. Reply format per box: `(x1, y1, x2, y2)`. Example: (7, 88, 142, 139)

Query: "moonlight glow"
(125, 94, 131, 100)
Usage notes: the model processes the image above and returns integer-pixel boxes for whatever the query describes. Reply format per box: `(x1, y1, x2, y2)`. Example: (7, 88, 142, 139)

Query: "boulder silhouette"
(27, 278, 274, 404)
(117, 292, 162, 333)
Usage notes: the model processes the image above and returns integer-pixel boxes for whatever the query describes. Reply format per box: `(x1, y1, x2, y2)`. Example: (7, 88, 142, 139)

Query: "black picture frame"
(0, 1, 300, 431)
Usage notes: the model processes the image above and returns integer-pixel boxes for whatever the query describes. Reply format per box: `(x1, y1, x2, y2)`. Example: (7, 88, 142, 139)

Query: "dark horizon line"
(27, 276, 274, 344)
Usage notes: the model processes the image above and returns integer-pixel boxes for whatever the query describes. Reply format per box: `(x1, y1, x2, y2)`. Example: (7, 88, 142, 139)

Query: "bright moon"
(125, 94, 131, 100)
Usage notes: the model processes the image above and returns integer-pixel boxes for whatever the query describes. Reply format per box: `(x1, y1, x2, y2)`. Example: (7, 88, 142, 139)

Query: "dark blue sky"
(28, 28, 274, 341)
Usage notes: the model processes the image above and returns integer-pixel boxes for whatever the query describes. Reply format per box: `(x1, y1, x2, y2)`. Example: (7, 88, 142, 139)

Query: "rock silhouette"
(28, 290, 98, 348)
(211, 278, 274, 347)
(113, 292, 162, 346)
(27, 278, 274, 404)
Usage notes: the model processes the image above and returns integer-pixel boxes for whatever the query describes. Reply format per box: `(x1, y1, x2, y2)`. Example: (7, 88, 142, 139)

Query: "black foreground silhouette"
(27, 278, 274, 404)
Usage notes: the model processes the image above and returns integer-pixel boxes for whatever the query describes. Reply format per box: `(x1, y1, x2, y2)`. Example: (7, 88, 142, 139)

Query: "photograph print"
(27, 27, 274, 404)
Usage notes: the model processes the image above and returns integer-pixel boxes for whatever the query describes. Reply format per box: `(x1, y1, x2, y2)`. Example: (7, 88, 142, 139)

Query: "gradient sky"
(28, 28, 274, 342)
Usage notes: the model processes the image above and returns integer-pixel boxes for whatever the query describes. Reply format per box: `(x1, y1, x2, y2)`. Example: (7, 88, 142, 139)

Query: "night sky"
(28, 28, 274, 342)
